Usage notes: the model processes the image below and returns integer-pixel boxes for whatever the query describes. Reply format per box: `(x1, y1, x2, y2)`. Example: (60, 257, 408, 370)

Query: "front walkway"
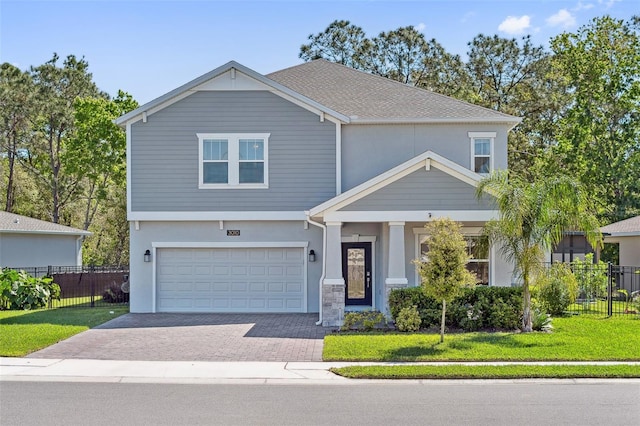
(27, 313, 332, 362)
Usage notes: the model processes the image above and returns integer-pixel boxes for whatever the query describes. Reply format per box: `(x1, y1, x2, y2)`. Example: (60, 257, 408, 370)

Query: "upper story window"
(468, 132, 496, 174)
(197, 133, 269, 189)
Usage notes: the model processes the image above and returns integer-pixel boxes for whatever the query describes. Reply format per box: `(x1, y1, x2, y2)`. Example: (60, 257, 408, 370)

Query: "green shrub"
(388, 285, 522, 331)
(532, 309, 553, 332)
(395, 306, 421, 332)
(0, 268, 61, 310)
(341, 310, 387, 331)
(572, 254, 608, 301)
(533, 262, 579, 315)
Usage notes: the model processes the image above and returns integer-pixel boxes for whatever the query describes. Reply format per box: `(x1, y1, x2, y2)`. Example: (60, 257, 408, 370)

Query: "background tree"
(0, 63, 36, 212)
(548, 16, 640, 222)
(299, 20, 369, 69)
(415, 218, 475, 343)
(24, 53, 104, 224)
(466, 34, 561, 178)
(68, 91, 138, 231)
(477, 171, 602, 332)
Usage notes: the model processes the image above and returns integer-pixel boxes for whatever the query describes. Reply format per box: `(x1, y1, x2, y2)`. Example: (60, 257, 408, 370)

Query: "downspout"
(306, 211, 326, 326)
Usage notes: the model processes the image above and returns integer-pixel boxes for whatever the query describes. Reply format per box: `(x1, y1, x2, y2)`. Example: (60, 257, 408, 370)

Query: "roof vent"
(14, 219, 19, 224)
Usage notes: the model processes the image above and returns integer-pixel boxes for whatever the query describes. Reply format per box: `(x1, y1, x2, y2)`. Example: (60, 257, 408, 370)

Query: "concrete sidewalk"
(2, 357, 640, 384)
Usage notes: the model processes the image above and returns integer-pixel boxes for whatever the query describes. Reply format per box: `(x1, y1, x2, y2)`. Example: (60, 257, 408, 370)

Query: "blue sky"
(1, 0, 636, 104)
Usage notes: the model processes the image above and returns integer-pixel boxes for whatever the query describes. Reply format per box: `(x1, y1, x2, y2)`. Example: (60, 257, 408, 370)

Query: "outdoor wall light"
(308, 249, 316, 262)
(144, 249, 151, 263)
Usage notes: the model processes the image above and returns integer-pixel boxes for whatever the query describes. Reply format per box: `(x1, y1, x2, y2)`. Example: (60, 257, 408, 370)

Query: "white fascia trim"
(0, 229, 92, 236)
(341, 236, 377, 242)
(116, 61, 350, 126)
(309, 151, 483, 217)
(126, 122, 132, 217)
(325, 210, 499, 223)
(127, 211, 306, 221)
(336, 122, 342, 195)
(349, 117, 522, 125)
(152, 241, 309, 249)
(412, 226, 483, 235)
(606, 232, 640, 237)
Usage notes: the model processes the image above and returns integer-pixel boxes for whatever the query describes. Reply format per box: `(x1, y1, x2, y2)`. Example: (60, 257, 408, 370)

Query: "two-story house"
(116, 59, 520, 326)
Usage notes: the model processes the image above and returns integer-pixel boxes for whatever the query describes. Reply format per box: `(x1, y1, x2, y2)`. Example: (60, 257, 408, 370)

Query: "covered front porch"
(307, 151, 510, 326)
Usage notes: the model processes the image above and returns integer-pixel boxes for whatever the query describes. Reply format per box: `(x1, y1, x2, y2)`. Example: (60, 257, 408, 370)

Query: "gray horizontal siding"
(341, 168, 495, 211)
(342, 123, 510, 190)
(130, 91, 336, 211)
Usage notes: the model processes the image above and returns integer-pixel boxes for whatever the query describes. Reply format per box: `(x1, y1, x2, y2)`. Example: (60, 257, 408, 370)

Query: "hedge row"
(388, 286, 523, 331)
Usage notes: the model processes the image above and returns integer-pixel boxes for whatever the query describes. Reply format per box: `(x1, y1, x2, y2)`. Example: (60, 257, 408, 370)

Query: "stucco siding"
(130, 91, 336, 212)
(0, 234, 80, 268)
(341, 123, 510, 190)
(340, 168, 495, 211)
(129, 221, 323, 313)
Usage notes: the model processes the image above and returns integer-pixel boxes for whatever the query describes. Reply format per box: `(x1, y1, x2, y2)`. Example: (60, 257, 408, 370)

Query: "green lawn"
(323, 316, 640, 361)
(0, 306, 129, 357)
(331, 364, 640, 379)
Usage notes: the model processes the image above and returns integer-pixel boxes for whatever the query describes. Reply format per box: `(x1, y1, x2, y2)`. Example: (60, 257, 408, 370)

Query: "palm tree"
(477, 171, 601, 332)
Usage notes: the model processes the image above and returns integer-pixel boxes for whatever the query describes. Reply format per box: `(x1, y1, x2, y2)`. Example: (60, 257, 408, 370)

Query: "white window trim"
(468, 132, 496, 175)
(197, 133, 270, 189)
(413, 226, 491, 286)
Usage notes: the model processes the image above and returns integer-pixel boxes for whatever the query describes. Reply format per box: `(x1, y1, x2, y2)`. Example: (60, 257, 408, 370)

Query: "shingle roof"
(0, 211, 91, 235)
(267, 59, 520, 123)
(601, 215, 640, 236)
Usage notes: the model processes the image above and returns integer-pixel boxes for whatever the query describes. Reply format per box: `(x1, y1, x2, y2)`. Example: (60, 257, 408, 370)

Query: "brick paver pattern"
(28, 313, 332, 362)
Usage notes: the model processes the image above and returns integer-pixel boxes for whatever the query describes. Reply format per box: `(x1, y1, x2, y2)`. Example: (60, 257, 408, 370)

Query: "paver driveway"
(27, 313, 332, 362)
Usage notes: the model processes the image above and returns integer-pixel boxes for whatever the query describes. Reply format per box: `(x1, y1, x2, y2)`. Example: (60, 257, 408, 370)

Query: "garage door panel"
(156, 247, 305, 313)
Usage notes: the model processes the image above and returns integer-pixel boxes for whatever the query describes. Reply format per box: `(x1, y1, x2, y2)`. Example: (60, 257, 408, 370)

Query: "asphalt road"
(1, 381, 639, 425)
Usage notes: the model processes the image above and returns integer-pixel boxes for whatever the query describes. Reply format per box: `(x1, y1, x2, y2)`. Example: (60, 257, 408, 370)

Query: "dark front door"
(342, 242, 372, 306)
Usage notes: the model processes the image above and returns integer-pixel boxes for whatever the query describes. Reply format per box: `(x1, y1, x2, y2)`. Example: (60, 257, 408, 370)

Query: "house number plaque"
(227, 230, 240, 236)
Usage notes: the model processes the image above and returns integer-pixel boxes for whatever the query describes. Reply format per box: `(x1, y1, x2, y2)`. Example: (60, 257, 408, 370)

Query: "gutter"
(305, 211, 326, 326)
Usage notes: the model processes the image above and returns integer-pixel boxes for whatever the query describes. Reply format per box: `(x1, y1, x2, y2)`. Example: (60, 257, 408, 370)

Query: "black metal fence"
(559, 263, 640, 317)
(3, 265, 129, 309)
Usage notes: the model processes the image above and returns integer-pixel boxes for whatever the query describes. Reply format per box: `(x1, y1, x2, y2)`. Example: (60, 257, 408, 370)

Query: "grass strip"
(0, 306, 129, 357)
(323, 316, 640, 362)
(331, 364, 640, 379)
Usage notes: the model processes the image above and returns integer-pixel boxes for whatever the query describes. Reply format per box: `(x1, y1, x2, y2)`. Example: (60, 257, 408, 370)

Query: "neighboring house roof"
(267, 59, 521, 124)
(0, 211, 91, 236)
(308, 150, 492, 217)
(116, 59, 521, 127)
(601, 215, 640, 237)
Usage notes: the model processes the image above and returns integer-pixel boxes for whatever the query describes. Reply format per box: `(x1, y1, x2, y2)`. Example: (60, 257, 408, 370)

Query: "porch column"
(385, 221, 409, 314)
(322, 221, 345, 326)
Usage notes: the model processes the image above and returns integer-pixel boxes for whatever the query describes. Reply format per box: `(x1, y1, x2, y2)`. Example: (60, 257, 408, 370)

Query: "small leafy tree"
(414, 218, 475, 343)
(572, 253, 608, 302)
(533, 263, 579, 315)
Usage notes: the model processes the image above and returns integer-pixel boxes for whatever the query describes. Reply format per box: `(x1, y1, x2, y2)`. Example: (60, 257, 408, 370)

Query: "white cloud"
(573, 1, 594, 11)
(461, 11, 476, 23)
(498, 15, 531, 35)
(598, 0, 621, 9)
(414, 22, 426, 32)
(546, 9, 577, 28)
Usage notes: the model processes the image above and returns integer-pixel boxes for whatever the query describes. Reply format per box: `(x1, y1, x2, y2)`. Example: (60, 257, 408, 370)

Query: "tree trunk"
(5, 137, 16, 212)
(440, 299, 446, 343)
(522, 271, 533, 332)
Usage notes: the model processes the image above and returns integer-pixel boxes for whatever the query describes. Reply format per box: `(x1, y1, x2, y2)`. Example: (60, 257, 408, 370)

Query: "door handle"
(366, 271, 371, 288)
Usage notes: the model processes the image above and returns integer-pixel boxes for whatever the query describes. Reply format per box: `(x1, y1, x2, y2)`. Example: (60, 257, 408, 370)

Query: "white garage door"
(156, 247, 305, 313)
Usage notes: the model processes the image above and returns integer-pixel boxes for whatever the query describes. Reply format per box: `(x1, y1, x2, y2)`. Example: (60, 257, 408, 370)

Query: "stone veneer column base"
(322, 283, 345, 327)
